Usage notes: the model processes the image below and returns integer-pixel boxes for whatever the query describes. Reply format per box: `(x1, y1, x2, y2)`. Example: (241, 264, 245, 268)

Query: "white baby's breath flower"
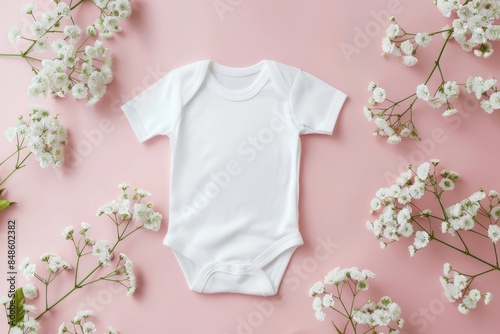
(490, 92, 500, 110)
(312, 296, 323, 311)
(72, 83, 88, 100)
(474, 43, 494, 58)
(413, 230, 430, 249)
(442, 108, 458, 117)
(22, 283, 38, 299)
(324, 267, 348, 285)
(308, 281, 325, 297)
(34, 37, 49, 53)
(368, 82, 376, 91)
(400, 40, 414, 55)
(64, 25, 83, 44)
(416, 84, 431, 101)
(81, 221, 92, 231)
(386, 24, 400, 38)
(443, 81, 460, 99)
(484, 292, 493, 305)
(58, 323, 67, 334)
(92, 240, 111, 266)
(94, 0, 109, 8)
(135, 188, 151, 197)
(82, 321, 96, 334)
(9, 327, 22, 334)
(19, 257, 36, 281)
(387, 135, 402, 145)
(372, 87, 387, 103)
(416, 162, 431, 181)
(382, 37, 396, 54)
(402, 55, 418, 66)
(73, 310, 94, 323)
(107, 327, 118, 334)
(21, 2, 37, 14)
(469, 190, 486, 203)
(62, 226, 75, 239)
(458, 303, 469, 314)
(481, 100, 495, 114)
(415, 32, 432, 47)
(491, 207, 500, 221)
(439, 178, 455, 191)
(322, 293, 334, 308)
(488, 225, 500, 243)
(7, 26, 21, 44)
(314, 310, 326, 321)
(43, 253, 71, 272)
(363, 106, 374, 121)
(443, 262, 451, 276)
(408, 245, 416, 257)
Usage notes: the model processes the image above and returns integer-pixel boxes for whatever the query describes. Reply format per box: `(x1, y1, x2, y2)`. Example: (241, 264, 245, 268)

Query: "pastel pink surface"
(1, 0, 500, 333)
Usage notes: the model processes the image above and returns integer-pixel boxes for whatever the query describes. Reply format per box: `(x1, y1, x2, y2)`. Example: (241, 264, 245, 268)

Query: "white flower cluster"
(442, 189, 500, 245)
(366, 82, 420, 144)
(93, 239, 112, 266)
(19, 252, 72, 281)
(58, 310, 118, 334)
(440, 263, 493, 314)
(382, 19, 433, 67)
(465, 76, 500, 113)
(309, 267, 404, 333)
(23, 283, 38, 300)
(436, 0, 500, 57)
(352, 296, 404, 331)
(415, 81, 461, 117)
(5, 105, 67, 168)
(442, 190, 485, 235)
(367, 161, 441, 256)
(40, 252, 72, 273)
(28, 37, 113, 106)
(19, 257, 37, 281)
(88, 0, 132, 38)
(119, 253, 136, 296)
(97, 184, 163, 232)
(7, 0, 132, 105)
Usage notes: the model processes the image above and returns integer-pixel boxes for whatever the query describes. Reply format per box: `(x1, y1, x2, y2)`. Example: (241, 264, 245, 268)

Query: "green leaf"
(0, 200, 12, 211)
(8, 288, 25, 328)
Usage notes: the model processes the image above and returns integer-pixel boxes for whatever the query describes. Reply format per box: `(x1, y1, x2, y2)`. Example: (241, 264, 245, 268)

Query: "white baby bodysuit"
(122, 60, 347, 296)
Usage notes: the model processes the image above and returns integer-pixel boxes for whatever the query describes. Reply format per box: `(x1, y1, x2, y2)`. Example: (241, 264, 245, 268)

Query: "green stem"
(0, 151, 31, 188)
(70, 0, 87, 11)
(36, 229, 127, 320)
(432, 236, 498, 269)
(36, 285, 79, 320)
(0, 54, 23, 57)
(422, 30, 453, 86)
(0, 149, 21, 167)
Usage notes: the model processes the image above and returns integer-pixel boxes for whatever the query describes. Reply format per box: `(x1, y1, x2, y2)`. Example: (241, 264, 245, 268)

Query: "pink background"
(1, 0, 500, 333)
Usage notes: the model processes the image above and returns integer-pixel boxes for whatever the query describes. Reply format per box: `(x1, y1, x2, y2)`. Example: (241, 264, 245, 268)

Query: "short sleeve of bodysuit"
(290, 70, 346, 135)
(121, 70, 182, 141)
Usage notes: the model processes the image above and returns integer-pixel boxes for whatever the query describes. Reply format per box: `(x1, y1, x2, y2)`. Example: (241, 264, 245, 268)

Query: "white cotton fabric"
(122, 60, 347, 296)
